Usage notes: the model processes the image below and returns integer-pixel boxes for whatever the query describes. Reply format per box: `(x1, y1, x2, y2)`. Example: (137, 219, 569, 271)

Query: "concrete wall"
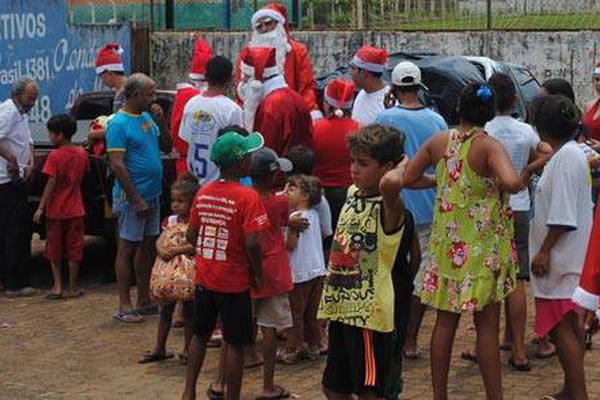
(152, 30, 600, 107)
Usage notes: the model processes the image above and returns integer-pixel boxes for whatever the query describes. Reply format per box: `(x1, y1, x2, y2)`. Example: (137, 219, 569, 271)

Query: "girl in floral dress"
(403, 84, 541, 400)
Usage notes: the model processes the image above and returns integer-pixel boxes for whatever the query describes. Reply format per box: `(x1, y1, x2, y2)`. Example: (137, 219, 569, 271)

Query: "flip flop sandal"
(138, 351, 174, 364)
(508, 358, 532, 372)
(460, 351, 478, 363)
(67, 289, 85, 299)
(178, 353, 188, 365)
(136, 304, 159, 316)
(403, 349, 422, 359)
(535, 349, 556, 359)
(113, 310, 144, 323)
(255, 385, 291, 400)
(45, 293, 63, 300)
(206, 384, 225, 400)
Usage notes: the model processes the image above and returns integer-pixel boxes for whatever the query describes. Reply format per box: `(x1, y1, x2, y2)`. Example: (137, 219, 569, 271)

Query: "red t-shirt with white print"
(189, 180, 269, 293)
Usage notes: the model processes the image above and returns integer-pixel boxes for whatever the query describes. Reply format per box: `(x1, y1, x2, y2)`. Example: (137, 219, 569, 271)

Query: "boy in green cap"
(182, 131, 269, 400)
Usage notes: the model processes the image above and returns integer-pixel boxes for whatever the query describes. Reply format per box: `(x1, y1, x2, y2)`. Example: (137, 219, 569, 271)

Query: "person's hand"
(150, 103, 165, 122)
(132, 197, 150, 216)
(587, 138, 600, 153)
(6, 157, 19, 179)
(33, 208, 43, 224)
(288, 215, 309, 232)
(161, 248, 177, 262)
(383, 90, 396, 109)
(580, 310, 599, 333)
(531, 251, 550, 277)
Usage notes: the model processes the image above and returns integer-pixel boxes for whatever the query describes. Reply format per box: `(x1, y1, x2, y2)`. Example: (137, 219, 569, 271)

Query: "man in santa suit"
(236, 2, 322, 120)
(239, 46, 313, 187)
(350, 45, 389, 126)
(170, 37, 212, 176)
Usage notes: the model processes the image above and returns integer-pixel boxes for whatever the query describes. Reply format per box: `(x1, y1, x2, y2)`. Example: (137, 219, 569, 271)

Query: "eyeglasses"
(255, 18, 277, 30)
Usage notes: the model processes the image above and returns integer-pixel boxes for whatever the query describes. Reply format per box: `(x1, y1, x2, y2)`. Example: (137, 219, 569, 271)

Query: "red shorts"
(45, 217, 85, 262)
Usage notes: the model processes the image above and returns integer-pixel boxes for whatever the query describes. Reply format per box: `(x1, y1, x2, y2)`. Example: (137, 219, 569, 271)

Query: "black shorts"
(193, 286, 254, 346)
(322, 321, 395, 398)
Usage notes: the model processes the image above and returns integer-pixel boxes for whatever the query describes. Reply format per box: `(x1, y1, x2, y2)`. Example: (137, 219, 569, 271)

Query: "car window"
(507, 65, 539, 121)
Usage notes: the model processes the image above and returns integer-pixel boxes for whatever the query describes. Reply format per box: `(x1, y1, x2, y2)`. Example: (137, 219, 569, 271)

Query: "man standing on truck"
(106, 73, 173, 323)
(0, 76, 39, 297)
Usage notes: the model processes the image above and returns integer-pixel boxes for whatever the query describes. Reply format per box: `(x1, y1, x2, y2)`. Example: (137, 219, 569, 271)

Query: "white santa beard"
(249, 25, 288, 72)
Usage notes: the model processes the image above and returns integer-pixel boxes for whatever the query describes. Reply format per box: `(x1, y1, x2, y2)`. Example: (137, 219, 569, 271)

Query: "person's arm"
(285, 228, 299, 251)
(245, 232, 263, 290)
(379, 156, 408, 233)
(107, 151, 149, 214)
(33, 175, 56, 224)
(0, 140, 18, 178)
(409, 226, 422, 279)
(150, 103, 173, 153)
(185, 225, 199, 248)
(485, 137, 531, 193)
(531, 226, 568, 277)
(25, 144, 35, 183)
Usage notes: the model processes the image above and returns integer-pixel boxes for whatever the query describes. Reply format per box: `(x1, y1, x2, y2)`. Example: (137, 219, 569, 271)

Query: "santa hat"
(324, 79, 356, 116)
(351, 45, 388, 73)
(189, 36, 212, 81)
(95, 43, 124, 75)
(241, 47, 280, 86)
(594, 60, 600, 76)
(251, 2, 290, 34)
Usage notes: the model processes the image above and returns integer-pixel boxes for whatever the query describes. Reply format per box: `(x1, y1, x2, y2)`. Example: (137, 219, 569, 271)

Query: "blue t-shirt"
(376, 106, 448, 226)
(106, 110, 163, 202)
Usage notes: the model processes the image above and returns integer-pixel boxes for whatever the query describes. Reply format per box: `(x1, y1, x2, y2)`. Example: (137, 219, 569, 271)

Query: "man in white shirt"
(0, 76, 39, 297)
(179, 56, 243, 183)
(349, 45, 389, 126)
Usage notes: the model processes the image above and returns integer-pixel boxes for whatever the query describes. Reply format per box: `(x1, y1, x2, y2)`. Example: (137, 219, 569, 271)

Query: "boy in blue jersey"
(106, 73, 173, 323)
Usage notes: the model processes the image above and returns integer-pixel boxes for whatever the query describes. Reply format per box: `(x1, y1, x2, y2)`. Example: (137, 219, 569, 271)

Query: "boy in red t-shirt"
(182, 130, 269, 400)
(33, 114, 90, 300)
(249, 147, 295, 400)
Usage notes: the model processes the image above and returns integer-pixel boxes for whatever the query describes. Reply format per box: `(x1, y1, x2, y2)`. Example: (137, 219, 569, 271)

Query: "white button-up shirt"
(0, 99, 32, 184)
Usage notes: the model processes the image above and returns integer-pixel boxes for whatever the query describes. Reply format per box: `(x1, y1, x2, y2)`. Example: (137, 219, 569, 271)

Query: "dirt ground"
(2, 242, 600, 399)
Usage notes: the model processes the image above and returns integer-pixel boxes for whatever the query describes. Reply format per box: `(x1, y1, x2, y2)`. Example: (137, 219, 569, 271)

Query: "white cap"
(392, 61, 428, 90)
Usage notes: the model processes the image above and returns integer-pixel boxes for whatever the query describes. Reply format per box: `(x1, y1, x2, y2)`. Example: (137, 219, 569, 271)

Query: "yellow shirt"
(318, 186, 404, 332)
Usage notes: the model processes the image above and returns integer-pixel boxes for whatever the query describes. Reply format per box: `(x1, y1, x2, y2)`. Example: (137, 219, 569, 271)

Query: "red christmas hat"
(351, 45, 388, 73)
(324, 79, 356, 110)
(251, 2, 290, 34)
(95, 43, 124, 75)
(189, 37, 212, 80)
(594, 60, 600, 76)
(240, 47, 279, 82)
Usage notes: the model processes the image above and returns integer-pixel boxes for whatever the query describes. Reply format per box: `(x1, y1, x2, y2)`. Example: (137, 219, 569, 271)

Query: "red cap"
(324, 79, 356, 109)
(251, 2, 290, 34)
(95, 43, 124, 75)
(189, 37, 212, 80)
(351, 45, 388, 73)
(240, 47, 279, 81)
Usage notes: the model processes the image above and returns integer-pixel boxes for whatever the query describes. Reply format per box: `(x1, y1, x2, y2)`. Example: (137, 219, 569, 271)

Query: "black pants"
(0, 182, 32, 290)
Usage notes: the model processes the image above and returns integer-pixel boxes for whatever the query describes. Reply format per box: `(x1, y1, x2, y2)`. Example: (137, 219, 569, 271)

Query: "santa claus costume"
(236, 3, 321, 119)
(240, 46, 313, 187)
(170, 37, 212, 176)
(350, 45, 389, 126)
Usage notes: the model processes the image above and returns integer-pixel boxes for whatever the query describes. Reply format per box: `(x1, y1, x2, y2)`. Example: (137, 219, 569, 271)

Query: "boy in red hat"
(95, 43, 127, 112)
(236, 2, 321, 119)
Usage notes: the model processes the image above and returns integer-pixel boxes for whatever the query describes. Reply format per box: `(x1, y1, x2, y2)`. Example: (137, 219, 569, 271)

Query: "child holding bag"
(139, 174, 199, 365)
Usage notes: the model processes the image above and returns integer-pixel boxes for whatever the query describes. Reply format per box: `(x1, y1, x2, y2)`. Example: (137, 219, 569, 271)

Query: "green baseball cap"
(210, 131, 264, 168)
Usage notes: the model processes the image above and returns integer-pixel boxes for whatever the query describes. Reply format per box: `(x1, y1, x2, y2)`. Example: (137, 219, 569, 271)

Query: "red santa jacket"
(236, 39, 319, 113)
(170, 84, 200, 176)
(573, 189, 600, 311)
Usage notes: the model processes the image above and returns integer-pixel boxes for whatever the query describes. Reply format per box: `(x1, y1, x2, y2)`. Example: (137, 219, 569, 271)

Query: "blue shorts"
(113, 197, 160, 242)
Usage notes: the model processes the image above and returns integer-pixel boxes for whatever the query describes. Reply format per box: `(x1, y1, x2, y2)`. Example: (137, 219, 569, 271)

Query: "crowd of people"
(3, 2, 600, 400)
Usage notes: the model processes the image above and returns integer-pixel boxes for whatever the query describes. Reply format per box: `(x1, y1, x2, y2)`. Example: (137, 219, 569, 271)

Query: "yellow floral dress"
(415, 129, 518, 313)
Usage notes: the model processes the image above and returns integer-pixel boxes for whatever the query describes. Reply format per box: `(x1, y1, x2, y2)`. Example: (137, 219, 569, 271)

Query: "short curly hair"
(287, 174, 322, 208)
(346, 124, 405, 166)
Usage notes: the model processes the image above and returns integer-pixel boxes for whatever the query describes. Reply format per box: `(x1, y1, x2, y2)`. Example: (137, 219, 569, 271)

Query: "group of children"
(33, 71, 600, 400)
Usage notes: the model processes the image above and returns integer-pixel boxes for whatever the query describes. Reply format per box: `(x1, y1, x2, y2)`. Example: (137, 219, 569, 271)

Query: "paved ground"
(2, 240, 600, 399)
